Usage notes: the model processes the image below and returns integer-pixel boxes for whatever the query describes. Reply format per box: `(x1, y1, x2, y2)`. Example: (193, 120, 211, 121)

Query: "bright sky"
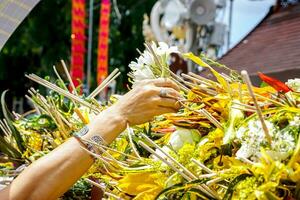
(225, 0, 276, 48)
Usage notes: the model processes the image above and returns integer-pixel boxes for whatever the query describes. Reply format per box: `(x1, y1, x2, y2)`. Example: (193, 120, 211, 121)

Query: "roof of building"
(218, 3, 300, 84)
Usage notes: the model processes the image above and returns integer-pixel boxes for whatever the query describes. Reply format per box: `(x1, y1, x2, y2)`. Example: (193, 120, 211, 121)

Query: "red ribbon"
(71, 0, 86, 87)
(97, 0, 111, 85)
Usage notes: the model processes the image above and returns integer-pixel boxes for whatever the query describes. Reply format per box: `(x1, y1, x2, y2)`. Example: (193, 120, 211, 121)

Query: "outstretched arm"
(0, 78, 180, 200)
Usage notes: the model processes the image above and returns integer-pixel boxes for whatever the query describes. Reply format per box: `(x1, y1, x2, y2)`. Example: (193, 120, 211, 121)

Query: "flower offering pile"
(1, 42, 300, 200)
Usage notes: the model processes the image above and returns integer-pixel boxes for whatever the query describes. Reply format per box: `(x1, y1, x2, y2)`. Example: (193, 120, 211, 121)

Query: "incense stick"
(138, 140, 218, 199)
(138, 140, 192, 180)
(88, 68, 120, 99)
(188, 72, 220, 87)
(199, 109, 224, 131)
(191, 158, 214, 174)
(241, 70, 272, 144)
(181, 73, 214, 88)
(26, 74, 100, 112)
(61, 60, 78, 96)
(82, 138, 139, 160)
(127, 124, 142, 159)
(140, 133, 197, 179)
(85, 179, 123, 200)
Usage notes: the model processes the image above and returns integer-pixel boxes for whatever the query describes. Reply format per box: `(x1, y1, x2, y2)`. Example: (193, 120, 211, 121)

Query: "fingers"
(155, 106, 178, 116)
(148, 78, 180, 91)
(156, 97, 181, 110)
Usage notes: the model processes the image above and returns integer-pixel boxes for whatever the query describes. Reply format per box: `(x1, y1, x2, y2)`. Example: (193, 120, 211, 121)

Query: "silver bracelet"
(73, 126, 107, 155)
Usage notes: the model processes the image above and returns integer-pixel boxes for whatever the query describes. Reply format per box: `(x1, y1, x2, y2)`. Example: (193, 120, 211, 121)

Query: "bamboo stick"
(60, 60, 78, 96)
(181, 73, 214, 88)
(127, 124, 142, 159)
(231, 101, 256, 110)
(199, 109, 224, 131)
(191, 158, 214, 174)
(188, 72, 220, 87)
(182, 79, 218, 96)
(82, 138, 139, 160)
(88, 68, 120, 99)
(241, 70, 272, 144)
(138, 141, 218, 199)
(26, 74, 100, 112)
(140, 133, 197, 179)
(85, 179, 123, 200)
(231, 106, 256, 113)
(138, 140, 192, 180)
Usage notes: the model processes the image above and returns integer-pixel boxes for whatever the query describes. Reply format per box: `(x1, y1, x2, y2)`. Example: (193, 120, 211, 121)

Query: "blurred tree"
(0, 0, 156, 110)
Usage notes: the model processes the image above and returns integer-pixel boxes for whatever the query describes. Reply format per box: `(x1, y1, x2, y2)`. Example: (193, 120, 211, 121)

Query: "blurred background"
(0, 0, 299, 113)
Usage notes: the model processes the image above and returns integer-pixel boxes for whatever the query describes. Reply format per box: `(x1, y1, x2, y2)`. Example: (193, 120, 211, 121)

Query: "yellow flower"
(117, 172, 166, 199)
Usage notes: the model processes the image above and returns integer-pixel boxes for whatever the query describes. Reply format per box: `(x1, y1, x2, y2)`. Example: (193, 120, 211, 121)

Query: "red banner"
(97, 0, 111, 84)
(71, 0, 86, 87)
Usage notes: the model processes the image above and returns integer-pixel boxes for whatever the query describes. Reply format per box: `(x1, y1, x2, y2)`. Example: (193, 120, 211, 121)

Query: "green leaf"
(1, 90, 25, 152)
(223, 174, 252, 200)
(155, 179, 214, 200)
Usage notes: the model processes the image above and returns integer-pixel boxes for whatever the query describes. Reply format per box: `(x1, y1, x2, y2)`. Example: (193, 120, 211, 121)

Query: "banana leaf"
(1, 90, 25, 152)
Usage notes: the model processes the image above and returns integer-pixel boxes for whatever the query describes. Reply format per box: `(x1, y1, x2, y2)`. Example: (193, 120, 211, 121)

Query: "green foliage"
(0, 0, 156, 101)
(0, 0, 71, 97)
(61, 178, 92, 200)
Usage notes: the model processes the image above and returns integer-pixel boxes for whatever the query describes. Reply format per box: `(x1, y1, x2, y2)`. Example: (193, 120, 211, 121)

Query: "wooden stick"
(231, 106, 256, 113)
(141, 133, 197, 179)
(144, 42, 164, 76)
(182, 79, 218, 96)
(231, 101, 256, 110)
(138, 141, 192, 180)
(188, 72, 220, 87)
(241, 70, 272, 144)
(26, 74, 100, 112)
(84, 140, 130, 167)
(82, 138, 139, 160)
(191, 158, 214, 174)
(81, 147, 122, 171)
(127, 124, 142, 159)
(138, 141, 218, 199)
(89, 72, 121, 99)
(199, 109, 224, 131)
(207, 177, 225, 186)
(53, 65, 69, 91)
(252, 92, 286, 107)
(88, 68, 119, 99)
(181, 73, 214, 88)
(85, 179, 123, 200)
(170, 77, 189, 93)
(61, 60, 78, 96)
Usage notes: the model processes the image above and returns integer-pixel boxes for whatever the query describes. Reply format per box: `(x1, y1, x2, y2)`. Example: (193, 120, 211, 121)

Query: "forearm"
(1, 108, 126, 200)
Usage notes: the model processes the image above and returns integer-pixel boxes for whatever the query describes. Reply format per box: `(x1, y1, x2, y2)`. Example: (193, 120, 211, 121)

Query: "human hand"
(111, 78, 181, 126)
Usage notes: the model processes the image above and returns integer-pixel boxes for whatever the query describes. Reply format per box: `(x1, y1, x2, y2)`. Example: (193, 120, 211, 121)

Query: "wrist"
(83, 106, 127, 144)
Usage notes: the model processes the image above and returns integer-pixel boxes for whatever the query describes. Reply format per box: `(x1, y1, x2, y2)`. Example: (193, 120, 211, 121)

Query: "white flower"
(156, 42, 179, 56)
(286, 78, 300, 92)
(128, 42, 180, 83)
(235, 119, 296, 161)
(290, 116, 300, 126)
(168, 127, 200, 151)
